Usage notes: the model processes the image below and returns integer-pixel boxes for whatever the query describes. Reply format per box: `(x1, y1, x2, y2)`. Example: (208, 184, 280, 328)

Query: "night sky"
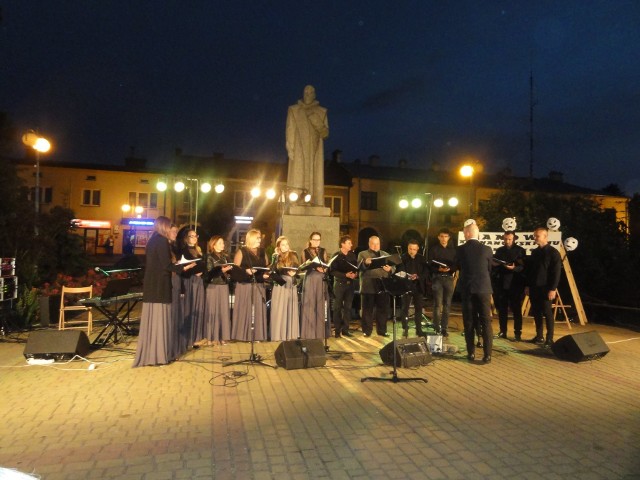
(2, 1, 639, 194)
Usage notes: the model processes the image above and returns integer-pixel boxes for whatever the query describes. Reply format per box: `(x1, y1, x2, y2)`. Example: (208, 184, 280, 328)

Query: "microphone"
(94, 267, 111, 276)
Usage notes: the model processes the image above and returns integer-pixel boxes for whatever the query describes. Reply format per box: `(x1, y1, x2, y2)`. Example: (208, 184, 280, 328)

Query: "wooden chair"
(58, 286, 93, 334)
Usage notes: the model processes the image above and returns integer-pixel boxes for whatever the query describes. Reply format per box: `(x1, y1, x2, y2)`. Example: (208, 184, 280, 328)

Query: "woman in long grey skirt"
(270, 236, 300, 341)
(134, 216, 193, 367)
(203, 236, 232, 345)
(231, 229, 270, 341)
(300, 231, 330, 339)
(180, 229, 207, 348)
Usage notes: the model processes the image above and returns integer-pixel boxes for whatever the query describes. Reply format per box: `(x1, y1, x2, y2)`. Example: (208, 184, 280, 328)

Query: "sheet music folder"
(367, 253, 402, 269)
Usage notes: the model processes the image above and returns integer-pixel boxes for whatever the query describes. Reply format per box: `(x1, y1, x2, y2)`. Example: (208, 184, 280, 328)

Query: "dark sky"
(2, 1, 639, 194)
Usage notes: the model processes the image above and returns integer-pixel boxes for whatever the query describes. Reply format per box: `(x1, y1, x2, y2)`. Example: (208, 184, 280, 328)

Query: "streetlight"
(459, 163, 475, 217)
(22, 130, 51, 235)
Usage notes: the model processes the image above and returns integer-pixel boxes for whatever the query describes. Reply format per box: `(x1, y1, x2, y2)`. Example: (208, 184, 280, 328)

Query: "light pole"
(159, 178, 218, 231)
(22, 130, 51, 235)
(459, 164, 475, 218)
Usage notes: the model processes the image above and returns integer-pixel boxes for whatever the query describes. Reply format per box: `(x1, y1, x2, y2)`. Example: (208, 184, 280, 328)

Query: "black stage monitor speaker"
(24, 330, 90, 361)
(275, 339, 327, 370)
(551, 331, 609, 362)
(380, 337, 432, 368)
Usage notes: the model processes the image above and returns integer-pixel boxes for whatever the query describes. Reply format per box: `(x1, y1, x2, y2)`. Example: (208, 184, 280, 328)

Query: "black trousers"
(495, 287, 524, 335)
(461, 292, 493, 356)
(530, 287, 555, 341)
(332, 280, 355, 334)
(361, 292, 389, 335)
(400, 288, 424, 334)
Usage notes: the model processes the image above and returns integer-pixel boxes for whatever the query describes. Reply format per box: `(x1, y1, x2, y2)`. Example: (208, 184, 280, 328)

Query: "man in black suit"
(456, 221, 494, 363)
(525, 227, 562, 347)
(492, 231, 526, 341)
(397, 239, 428, 337)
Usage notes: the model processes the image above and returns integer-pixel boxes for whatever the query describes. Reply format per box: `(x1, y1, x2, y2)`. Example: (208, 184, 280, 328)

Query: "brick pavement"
(1, 312, 639, 479)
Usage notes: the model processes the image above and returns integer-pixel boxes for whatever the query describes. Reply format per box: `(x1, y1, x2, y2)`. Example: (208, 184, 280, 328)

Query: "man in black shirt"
(428, 228, 457, 337)
(398, 239, 428, 337)
(526, 227, 562, 347)
(492, 231, 526, 341)
(329, 235, 358, 337)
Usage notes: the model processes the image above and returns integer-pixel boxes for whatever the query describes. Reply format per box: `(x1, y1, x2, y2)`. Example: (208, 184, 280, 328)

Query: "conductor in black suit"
(456, 221, 494, 363)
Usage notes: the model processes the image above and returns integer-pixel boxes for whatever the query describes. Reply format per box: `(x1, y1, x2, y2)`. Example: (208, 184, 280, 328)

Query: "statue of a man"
(286, 85, 329, 206)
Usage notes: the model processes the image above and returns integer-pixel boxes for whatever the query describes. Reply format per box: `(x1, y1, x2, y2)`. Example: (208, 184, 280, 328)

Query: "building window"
(29, 187, 53, 204)
(128, 191, 158, 209)
(82, 189, 101, 206)
(324, 196, 342, 218)
(361, 191, 378, 211)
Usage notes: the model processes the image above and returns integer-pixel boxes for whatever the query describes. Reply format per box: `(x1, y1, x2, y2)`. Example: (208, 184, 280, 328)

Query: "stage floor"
(1, 310, 638, 479)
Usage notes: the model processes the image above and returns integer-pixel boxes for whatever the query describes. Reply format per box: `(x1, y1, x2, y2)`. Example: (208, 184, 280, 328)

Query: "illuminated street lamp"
(459, 162, 477, 217)
(22, 130, 51, 235)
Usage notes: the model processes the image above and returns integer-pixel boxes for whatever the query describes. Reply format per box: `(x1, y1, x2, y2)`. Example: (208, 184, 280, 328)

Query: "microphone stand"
(224, 249, 275, 369)
(362, 277, 428, 384)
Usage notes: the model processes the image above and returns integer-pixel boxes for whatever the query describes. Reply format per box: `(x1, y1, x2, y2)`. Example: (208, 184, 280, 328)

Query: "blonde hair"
(244, 229, 261, 249)
(154, 216, 172, 239)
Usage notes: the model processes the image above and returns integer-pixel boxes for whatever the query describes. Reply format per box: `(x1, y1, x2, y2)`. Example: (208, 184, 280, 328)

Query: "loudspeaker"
(379, 337, 432, 368)
(24, 330, 90, 361)
(275, 339, 327, 370)
(551, 331, 609, 362)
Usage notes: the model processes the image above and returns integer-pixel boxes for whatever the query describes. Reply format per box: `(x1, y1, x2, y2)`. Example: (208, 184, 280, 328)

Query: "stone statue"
(286, 85, 329, 206)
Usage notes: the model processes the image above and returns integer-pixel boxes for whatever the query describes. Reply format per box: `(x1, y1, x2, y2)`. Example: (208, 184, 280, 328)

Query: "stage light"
(266, 188, 276, 199)
(156, 180, 167, 192)
(433, 198, 444, 208)
(214, 182, 225, 193)
(174, 181, 185, 192)
(200, 181, 212, 193)
(121, 204, 131, 213)
(251, 187, 261, 198)
(289, 191, 299, 202)
(448, 197, 459, 207)
(411, 197, 422, 208)
(303, 193, 312, 203)
(399, 198, 409, 209)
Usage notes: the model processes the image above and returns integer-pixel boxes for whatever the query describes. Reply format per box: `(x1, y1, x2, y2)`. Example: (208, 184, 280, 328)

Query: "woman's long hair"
(183, 229, 203, 256)
(276, 236, 298, 268)
(154, 216, 172, 239)
(207, 235, 226, 256)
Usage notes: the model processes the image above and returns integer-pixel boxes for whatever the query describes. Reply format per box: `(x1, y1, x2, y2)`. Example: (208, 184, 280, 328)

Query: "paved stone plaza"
(1, 312, 638, 479)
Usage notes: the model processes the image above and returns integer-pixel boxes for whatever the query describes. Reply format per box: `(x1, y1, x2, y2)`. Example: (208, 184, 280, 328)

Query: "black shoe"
(482, 355, 492, 363)
(544, 339, 554, 348)
(496, 332, 507, 339)
(335, 333, 341, 338)
(403, 329, 409, 338)
(381, 333, 390, 337)
(514, 334, 522, 342)
(441, 331, 449, 338)
(415, 331, 425, 337)
(467, 353, 475, 362)
(363, 333, 370, 337)
(343, 331, 353, 337)
(476, 341, 483, 348)
(530, 336, 545, 344)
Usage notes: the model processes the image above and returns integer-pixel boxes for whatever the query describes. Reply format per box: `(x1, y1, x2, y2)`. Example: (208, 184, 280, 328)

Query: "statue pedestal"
(282, 206, 340, 256)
